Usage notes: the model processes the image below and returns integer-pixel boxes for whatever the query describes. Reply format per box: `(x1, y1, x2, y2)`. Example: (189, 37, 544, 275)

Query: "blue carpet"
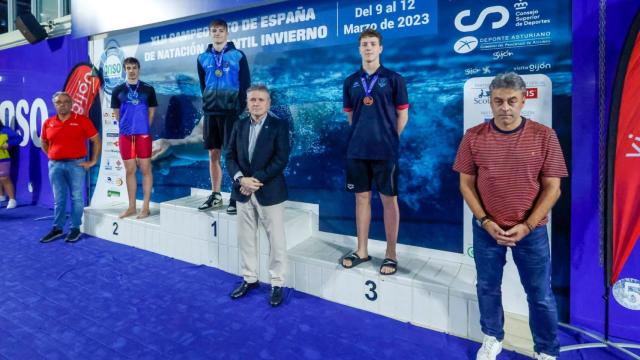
(0, 205, 629, 359)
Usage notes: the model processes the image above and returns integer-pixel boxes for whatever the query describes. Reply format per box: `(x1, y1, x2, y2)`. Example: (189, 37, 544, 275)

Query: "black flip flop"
(379, 258, 398, 275)
(340, 252, 372, 269)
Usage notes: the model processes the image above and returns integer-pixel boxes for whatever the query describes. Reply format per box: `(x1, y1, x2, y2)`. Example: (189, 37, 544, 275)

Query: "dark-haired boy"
(111, 57, 158, 219)
(197, 19, 251, 215)
(341, 29, 409, 275)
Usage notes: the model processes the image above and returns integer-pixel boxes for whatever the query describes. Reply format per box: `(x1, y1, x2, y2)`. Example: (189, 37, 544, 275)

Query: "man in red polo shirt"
(40, 91, 101, 243)
(453, 72, 567, 360)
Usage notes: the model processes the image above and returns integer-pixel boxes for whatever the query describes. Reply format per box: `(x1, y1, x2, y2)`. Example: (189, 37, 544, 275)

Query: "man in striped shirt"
(453, 72, 567, 360)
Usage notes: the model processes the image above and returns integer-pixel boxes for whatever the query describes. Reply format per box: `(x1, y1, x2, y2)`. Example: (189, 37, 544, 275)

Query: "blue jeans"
(48, 159, 86, 230)
(473, 221, 560, 356)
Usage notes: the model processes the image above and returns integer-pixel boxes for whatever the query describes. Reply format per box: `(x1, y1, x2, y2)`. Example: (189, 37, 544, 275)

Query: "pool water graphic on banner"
(89, 0, 571, 259)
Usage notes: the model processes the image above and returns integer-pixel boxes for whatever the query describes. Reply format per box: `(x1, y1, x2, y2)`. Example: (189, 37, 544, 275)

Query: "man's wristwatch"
(235, 176, 244, 185)
(475, 215, 490, 227)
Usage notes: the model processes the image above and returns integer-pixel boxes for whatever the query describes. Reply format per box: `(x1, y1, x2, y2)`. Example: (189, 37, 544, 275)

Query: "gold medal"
(214, 45, 227, 78)
(363, 96, 374, 106)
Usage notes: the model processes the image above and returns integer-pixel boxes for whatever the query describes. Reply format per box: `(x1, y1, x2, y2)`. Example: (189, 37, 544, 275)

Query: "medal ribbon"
(126, 81, 140, 100)
(214, 44, 227, 70)
(360, 73, 379, 99)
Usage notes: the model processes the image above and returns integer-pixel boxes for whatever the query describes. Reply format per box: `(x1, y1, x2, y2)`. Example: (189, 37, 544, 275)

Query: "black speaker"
(15, 13, 48, 44)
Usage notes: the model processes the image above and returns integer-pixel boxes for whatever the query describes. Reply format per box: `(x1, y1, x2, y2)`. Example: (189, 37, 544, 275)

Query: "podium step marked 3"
(82, 190, 534, 355)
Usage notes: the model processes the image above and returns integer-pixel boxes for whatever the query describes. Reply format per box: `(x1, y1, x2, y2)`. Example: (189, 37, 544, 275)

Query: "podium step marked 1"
(82, 188, 534, 354)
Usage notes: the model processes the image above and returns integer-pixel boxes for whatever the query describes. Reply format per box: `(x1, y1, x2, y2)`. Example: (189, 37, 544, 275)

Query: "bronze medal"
(360, 73, 379, 107)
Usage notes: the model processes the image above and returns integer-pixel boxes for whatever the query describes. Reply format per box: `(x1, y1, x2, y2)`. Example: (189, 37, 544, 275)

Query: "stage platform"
(82, 189, 535, 356)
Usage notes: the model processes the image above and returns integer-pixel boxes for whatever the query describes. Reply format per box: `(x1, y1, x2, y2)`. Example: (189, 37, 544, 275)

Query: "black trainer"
(40, 227, 63, 243)
(198, 192, 223, 211)
(65, 228, 82, 243)
(226, 198, 237, 215)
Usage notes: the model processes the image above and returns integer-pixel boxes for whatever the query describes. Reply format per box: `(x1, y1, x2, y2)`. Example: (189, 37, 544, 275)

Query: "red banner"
(63, 63, 101, 117)
(612, 32, 640, 283)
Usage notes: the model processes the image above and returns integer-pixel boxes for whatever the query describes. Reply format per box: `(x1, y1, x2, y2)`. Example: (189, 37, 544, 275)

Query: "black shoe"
(230, 281, 259, 299)
(65, 228, 82, 243)
(40, 227, 63, 243)
(198, 192, 223, 211)
(269, 286, 284, 307)
(226, 199, 237, 215)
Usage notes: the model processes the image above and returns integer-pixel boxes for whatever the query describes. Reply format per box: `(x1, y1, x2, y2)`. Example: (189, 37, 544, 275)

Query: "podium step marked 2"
(82, 189, 534, 355)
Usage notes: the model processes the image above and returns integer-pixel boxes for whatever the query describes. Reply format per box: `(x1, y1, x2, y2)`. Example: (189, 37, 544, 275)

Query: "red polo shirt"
(41, 112, 98, 160)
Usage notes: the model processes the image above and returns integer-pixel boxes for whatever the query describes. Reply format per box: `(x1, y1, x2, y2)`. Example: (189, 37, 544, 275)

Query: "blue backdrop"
(0, 35, 88, 207)
(92, 0, 572, 256)
(571, 0, 640, 343)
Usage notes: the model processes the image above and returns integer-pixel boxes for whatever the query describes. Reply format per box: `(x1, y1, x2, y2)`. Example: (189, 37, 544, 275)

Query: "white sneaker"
(534, 353, 556, 360)
(6, 199, 16, 209)
(476, 335, 503, 360)
(0, 195, 6, 201)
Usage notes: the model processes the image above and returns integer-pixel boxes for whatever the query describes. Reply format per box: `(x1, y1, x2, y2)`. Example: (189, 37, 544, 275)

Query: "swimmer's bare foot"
(119, 208, 136, 218)
(136, 209, 150, 219)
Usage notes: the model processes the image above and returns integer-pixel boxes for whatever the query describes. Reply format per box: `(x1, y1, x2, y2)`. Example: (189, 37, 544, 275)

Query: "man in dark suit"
(225, 84, 290, 307)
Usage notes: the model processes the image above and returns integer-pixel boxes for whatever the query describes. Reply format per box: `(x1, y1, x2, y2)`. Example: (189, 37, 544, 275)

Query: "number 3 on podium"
(365, 280, 378, 301)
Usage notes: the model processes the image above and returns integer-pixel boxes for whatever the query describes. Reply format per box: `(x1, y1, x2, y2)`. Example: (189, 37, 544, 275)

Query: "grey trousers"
(236, 194, 287, 287)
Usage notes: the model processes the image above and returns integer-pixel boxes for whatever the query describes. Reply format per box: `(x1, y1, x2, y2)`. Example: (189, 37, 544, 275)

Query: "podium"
(82, 188, 534, 355)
